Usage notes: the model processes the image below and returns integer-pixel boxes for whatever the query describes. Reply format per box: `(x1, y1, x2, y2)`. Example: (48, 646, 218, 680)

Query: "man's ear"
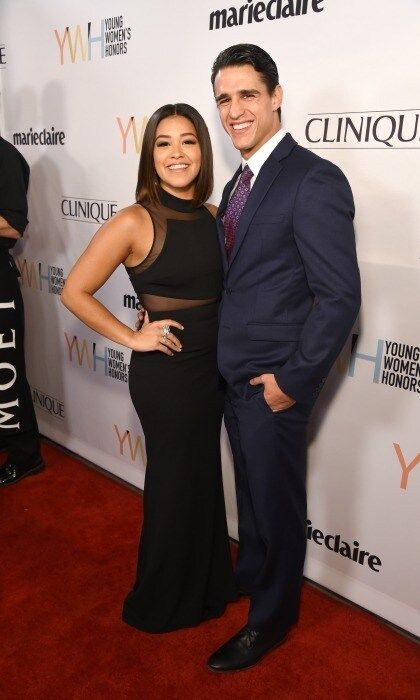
(273, 84, 283, 112)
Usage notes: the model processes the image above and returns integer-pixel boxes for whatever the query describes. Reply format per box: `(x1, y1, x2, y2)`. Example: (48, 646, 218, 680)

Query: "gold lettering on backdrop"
(14, 259, 39, 289)
(116, 116, 148, 154)
(54, 26, 87, 65)
(64, 333, 92, 368)
(393, 443, 420, 490)
(113, 424, 147, 465)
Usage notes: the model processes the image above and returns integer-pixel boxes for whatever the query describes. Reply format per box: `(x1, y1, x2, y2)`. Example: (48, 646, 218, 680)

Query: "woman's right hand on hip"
(130, 312, 183, 355)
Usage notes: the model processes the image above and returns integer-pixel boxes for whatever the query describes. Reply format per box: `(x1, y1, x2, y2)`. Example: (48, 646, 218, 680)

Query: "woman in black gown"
(62, 104, 237, 633)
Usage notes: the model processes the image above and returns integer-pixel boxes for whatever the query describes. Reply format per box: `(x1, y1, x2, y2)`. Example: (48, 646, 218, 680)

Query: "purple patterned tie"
(224, 164, 253, 259)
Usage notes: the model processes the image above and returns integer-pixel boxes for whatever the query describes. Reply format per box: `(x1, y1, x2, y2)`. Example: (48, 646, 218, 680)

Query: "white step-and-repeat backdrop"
(1, 1, 418, 636)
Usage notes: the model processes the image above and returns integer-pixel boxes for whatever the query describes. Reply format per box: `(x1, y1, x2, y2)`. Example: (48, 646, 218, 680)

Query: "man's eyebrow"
(215, 89, 260, 102)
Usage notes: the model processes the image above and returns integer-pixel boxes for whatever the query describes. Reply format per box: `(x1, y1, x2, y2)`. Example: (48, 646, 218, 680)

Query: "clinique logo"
(305, 109, 420, 149)
(31, 387, 65, 422)
(12, 127, 66, 147)
(61, 197, 117, 225)
(0, 44, 6, 68)
(209, 0, 324, 30)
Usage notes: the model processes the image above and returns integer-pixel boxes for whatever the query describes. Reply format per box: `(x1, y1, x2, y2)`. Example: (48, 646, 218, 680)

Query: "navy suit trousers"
(225, 387, 312, 634)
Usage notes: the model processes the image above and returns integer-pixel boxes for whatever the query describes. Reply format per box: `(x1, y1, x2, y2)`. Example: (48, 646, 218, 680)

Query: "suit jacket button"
(225, 288, 232, 294)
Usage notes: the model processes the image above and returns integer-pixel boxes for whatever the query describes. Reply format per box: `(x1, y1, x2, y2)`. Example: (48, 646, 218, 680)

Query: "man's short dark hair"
(211, 44, 281, 118)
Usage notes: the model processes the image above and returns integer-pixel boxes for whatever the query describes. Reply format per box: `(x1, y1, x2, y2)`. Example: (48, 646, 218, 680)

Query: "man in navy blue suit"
(207, 45, 361, 672)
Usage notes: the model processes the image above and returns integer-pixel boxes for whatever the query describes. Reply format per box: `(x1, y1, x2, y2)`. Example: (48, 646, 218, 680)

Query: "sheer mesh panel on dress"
(128, 201, 219, 312)
(141, 294, 218, 311)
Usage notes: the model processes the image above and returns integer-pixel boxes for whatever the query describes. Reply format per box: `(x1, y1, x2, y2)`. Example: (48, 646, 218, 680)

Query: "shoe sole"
(0, 460, 45, 487)
(206, 635, 288, 673)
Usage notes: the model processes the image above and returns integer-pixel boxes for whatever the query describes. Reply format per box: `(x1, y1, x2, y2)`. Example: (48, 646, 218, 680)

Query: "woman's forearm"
(61, 288, 135, 349)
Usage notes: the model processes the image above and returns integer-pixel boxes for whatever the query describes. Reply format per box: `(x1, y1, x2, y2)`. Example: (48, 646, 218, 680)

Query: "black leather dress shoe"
(0, 456, 45, 487)
(207, 625, 287, 672)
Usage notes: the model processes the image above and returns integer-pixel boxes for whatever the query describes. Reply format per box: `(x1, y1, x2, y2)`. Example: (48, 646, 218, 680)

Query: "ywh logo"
(15, 258, 65, 295)
(393, 443, 419, 491)
(65, 333, 128, 383)
(114, 424, 146, 466)
(117, 116, 148, 154)
(54, 15, 132, 65)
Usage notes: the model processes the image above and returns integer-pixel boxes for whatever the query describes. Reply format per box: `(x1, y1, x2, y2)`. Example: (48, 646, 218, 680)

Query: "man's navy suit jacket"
(216, 133, 361, 404)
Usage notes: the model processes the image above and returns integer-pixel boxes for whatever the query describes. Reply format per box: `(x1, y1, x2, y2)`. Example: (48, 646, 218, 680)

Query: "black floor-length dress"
(122, 188, 237, 633)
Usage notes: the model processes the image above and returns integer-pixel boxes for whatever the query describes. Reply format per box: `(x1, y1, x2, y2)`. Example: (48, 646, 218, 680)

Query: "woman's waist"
(146, 300, 219, 323)
(141, 301, 219, 353)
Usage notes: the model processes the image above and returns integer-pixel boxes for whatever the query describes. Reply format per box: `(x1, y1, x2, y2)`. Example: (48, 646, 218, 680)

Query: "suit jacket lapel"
(216, 165, 241, 274)
(228, 133, 297, 269)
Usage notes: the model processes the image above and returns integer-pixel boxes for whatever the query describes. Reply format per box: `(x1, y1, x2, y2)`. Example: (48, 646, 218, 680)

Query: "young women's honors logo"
(16, 259, 65, 295)
(54, 15, 132, 64)
(64, 332, 128, 383)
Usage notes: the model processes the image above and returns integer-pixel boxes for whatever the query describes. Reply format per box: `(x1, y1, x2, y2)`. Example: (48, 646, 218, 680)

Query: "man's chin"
(231, 136, 254, 153)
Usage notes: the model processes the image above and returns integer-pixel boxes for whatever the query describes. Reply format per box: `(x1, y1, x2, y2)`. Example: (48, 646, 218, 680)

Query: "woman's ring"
(162, 324, 170, 338)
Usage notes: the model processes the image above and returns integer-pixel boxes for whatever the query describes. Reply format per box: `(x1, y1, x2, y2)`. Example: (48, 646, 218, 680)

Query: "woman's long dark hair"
(135, 103, 213, 207)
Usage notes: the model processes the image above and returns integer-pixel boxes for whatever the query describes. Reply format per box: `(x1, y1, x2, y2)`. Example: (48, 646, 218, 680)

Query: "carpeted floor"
(0, 442, 418, 699)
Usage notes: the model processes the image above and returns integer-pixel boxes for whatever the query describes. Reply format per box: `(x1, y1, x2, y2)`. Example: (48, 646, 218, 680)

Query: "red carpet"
(1, 442, 418, 699)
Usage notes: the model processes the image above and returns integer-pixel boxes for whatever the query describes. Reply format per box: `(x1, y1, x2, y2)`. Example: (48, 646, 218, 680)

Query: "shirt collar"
(241, 128, 287, 181)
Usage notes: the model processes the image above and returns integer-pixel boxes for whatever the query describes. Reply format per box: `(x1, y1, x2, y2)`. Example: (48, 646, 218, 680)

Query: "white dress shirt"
(224, 128, 287, 228)
(242, 128, 287, 188)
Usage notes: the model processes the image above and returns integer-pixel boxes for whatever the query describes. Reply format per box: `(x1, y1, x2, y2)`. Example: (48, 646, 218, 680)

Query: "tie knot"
(240, 164, 253, 183)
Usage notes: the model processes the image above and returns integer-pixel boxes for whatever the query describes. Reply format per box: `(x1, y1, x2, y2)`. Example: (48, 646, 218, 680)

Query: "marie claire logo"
(306, 109, 420, 149)
(16, 258, 65, 295)
(346, 335, 420, 395)
(113, 424, 146, 466)
(65, 333, 128, 383)
(209, 0, 324, 30)
(54, 15, 132, 65)
(61, 196, 117, 225)
(12, 127, 65, 147)
(123, 292, 141, 310)
(31, 386, 65, 422)
(117, 116, 148, 154)
(307, 520, 382, 572)
(0, 44, 6, 69)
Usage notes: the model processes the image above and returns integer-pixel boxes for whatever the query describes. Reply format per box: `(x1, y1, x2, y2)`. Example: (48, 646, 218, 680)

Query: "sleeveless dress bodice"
(125, 188, 222, 308)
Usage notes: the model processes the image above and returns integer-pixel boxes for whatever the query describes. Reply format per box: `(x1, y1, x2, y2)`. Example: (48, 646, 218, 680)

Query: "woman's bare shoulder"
(112, 203, 151, 229)
(204, 202, 218, 218)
